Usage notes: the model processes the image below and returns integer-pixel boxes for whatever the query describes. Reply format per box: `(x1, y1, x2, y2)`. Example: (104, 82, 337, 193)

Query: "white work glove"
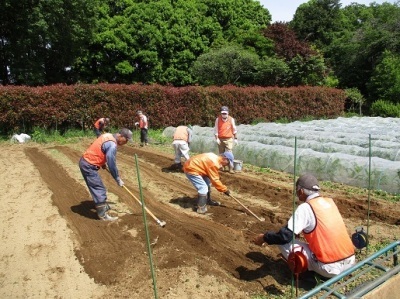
(216, 138, 221, 145)
(234, 139, 238, 145)
(117, 178, 124, 187)
(135, 122, 139, 126)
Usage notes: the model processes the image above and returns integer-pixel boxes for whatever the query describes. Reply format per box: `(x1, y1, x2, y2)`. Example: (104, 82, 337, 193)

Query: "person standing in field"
(253, 174, 356, 279)
(214, 106, 238, 174)
(171, 125, 193, 170)
(135, 110, 149, 146)
(93, 117, 110, 137)
(79, 128, 132, 221)
(183, 152, 233, 214)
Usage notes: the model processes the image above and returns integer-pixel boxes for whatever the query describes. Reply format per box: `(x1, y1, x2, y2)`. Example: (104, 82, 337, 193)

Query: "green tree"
(190, 45, 260, 86)
(78, 0, 270, 86)
(255, 56, 289, 87)
(287, 54, 327, 86)
(291, 0, 343, 49)
(368, 50, 400, 104)
(0, 0, 97, 85)
(326, 2, 400, 104)
(345, 87, 365, 115)
(263, 22, 328, 87)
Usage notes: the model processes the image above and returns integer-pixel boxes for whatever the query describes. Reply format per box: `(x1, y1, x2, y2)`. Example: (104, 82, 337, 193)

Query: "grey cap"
(296, 174, 320, 191)
(136, 110, 143, 115)
(221, 106, 229, 113)
(119, 128, 133, 140)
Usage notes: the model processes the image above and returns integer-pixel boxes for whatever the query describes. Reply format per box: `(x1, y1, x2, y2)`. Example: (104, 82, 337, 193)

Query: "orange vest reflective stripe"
(82, 133, 116, 167)
(217, 116, 234, 139)
(173, 126, 189, 142)
(94, 118, 104, 129)
(304, 197, 354, 263)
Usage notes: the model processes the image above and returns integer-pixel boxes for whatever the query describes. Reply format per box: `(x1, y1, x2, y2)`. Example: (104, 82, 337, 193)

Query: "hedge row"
(0, 84, 346, 134)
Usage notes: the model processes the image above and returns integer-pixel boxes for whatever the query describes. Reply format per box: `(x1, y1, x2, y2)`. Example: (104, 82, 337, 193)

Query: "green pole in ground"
(366, 134, 372, 255)
(291, 137, 298, 298)
(135, 154, 158, 299)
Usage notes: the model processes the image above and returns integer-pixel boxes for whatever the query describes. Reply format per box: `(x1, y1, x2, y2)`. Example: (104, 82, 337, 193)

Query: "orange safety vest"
(139, 115, 148, 129)
(217, 116, 234, 139)
(94, 118, 105, 129)
(173, 126, 189, 142)
(183, 153, 228, 193)
(304, 197, 354, 263)
(82, 133, 116, 167)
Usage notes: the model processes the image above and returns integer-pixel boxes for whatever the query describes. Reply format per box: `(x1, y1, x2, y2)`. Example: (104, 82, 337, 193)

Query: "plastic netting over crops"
(163, 117, 400, 194)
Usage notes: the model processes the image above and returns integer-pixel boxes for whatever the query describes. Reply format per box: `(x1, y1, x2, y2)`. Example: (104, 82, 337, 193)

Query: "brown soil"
(1, 141, 399, 298)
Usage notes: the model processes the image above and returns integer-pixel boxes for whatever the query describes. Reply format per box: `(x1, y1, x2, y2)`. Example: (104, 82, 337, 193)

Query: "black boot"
(207, 190, 220, 206)
(171, 162, 182, 170)
(95, 202, 118, 221)
(196, 194, 208, 214)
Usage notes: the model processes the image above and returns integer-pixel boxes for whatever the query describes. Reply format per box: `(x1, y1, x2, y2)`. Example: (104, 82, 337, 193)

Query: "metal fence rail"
(298, 240, 400, 299)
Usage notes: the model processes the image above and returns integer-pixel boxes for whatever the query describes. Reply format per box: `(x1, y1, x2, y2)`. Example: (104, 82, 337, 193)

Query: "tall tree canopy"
(291, 0, 343, 48)
(75, 0, 271, 86)
(322, 2, 400, 104)
(0, 0, 97, 85)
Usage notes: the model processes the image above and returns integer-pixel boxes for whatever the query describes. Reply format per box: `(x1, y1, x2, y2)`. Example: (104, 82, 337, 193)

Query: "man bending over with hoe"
(79, 128, 132, 221)
(253, 174, 355, 279)
(183, 152, 233, 214)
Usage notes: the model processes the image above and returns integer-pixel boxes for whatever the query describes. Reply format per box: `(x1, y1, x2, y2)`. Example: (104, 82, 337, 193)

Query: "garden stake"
(134, 154, 159, 299)
(228, 194, 265, 222)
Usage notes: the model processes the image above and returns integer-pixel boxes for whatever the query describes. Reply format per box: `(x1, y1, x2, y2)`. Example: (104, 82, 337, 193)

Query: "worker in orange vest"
(93, 117, 110, 137)
(183, 152, 233, 214)
(214, 106, 238, 174)
(134, 110, 148, 146)
(171, 125, 193, 170)
(79, 128, 132, 221)
(253, 174, 355, 279)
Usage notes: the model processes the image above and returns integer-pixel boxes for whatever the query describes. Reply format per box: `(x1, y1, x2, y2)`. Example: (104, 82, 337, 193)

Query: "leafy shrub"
(370, 100, 400, 117)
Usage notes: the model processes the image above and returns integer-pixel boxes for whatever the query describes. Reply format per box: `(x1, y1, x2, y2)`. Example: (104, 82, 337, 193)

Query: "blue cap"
(222, 152, 234, 164)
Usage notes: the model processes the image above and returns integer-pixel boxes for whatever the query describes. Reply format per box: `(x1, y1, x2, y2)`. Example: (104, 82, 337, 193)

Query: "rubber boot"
(196, 194, 208, 214)
(171, 162, 182, 170)
(207, 190, 220, 206)
(229, 163, 235, 174)
(95, 203, 118, 221)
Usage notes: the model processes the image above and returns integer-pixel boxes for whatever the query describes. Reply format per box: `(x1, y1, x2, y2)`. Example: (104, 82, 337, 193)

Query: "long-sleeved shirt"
(183, 153, 228, 192)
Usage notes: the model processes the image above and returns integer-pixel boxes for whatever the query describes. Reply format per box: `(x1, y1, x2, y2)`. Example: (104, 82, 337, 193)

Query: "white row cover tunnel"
(163, 117, 400, 194)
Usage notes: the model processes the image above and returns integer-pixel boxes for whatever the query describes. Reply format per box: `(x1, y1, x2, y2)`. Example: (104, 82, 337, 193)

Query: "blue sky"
(259, 0, 398, 22)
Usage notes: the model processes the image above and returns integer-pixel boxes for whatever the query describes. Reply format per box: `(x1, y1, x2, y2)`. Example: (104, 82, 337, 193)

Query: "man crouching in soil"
(79, 128, 132, 221)
(253, 174, 355, 279)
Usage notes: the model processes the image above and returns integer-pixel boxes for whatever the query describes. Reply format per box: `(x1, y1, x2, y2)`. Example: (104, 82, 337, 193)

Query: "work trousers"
(172, 140, 190, 163)
(140, 128, 148, 144)
(278, 240, 356, 278)
(79, 157, 107, 204)
(185, 173, 211, 195)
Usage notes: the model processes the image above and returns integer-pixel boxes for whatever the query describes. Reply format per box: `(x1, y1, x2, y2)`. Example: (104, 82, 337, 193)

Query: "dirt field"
(1, 140, 399, 299)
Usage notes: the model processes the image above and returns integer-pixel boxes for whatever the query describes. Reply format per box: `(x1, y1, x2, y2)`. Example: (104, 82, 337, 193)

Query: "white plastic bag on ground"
(11, 133, 31, 143)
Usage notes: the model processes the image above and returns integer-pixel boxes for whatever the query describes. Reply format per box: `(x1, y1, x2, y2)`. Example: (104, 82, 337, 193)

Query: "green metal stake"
(291, 137, 298, 298)
(366, 134, 372, 254)
(134, 154, 158, 299)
